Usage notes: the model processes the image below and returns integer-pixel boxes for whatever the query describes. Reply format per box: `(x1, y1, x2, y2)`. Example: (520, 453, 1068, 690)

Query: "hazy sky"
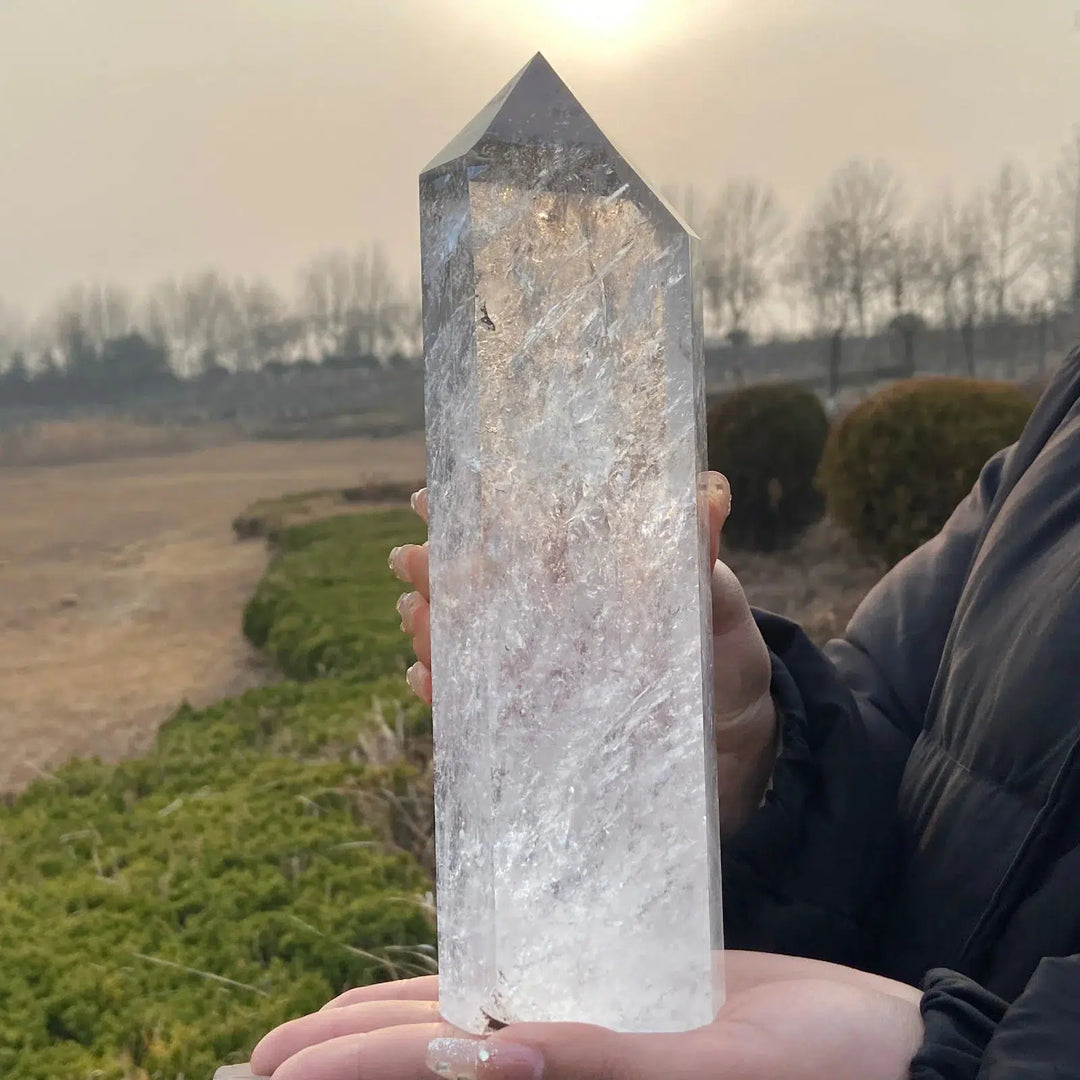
(1, 0, 1078, 318)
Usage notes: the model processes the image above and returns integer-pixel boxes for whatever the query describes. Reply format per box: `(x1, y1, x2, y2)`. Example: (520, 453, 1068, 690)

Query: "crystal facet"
(420, 53, 723, 1035)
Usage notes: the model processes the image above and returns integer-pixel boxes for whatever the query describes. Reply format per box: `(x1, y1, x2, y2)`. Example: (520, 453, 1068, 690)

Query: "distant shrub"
(244, 510, 426, 680)
(706, 383, 830, 551)
(817, 377, 1033, 564)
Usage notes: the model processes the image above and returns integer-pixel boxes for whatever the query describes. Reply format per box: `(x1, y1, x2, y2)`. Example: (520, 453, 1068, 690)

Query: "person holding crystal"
(247, 348, 1080, 1079)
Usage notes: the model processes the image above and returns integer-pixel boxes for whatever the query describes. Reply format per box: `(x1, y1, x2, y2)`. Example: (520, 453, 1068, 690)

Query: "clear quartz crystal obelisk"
(420, 53, 723, 1036)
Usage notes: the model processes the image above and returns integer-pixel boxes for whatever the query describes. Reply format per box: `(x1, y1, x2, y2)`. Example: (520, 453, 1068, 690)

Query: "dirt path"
(0, 436, 426, 794)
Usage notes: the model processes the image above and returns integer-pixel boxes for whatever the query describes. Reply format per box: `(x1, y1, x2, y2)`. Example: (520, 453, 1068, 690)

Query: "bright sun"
(469, 0, 716, 62)
(540, 0, 654, 35)
(500, 0, 692, 57)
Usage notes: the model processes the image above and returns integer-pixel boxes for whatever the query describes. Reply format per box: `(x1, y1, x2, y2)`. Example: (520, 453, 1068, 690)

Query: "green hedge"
(817, 377, 1033, 564)
(0, 510, 435, 1080)
(706, 383, 830, 551)
(243, 511, 426, 681)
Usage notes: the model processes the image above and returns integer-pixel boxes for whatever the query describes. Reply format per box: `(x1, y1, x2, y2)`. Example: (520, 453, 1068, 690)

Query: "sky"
(1, 0, 1078, 321)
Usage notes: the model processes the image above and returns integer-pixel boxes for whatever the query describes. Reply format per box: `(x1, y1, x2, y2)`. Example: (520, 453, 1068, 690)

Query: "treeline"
(2, 126, 1079, 407)
(675, 127, 1080, 341)
(0, 248, 421, 409)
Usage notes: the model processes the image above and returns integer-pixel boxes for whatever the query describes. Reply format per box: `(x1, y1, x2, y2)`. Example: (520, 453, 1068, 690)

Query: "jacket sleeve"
(910, 956, 1080, 1078)
(721, 443, 1014, 967)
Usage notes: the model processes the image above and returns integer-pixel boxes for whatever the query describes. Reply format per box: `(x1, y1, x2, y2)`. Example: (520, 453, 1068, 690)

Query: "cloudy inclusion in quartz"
(419, 53, 723, 1035)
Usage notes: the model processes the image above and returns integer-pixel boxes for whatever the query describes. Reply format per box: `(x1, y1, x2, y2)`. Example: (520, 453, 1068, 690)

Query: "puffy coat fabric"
(722, 346, 1080, 1076)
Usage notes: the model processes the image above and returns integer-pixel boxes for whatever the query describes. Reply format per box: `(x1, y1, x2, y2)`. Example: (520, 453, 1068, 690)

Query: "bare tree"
(953, 196, 986, 327)
(1030, 175, 1073, 310)
(700, 179, 786, 339)
(43, 283, 134, 366)
(299, 250, 353, 359)
(300, 244, 406, 363)
(146, 271, 240, 375)
(984, 160, 1034, 319)
(917, 190, 988, 329)
(805, 159, 905, 334)
(229, 278, 293, 370)
(1030, 128, 1080, 312)
(792, 220, 850, 335)
(352, 245, 407, 358)
(920, 193, 960, 327)
(879, 222, 932, 321)
(85, 283, 133, 345)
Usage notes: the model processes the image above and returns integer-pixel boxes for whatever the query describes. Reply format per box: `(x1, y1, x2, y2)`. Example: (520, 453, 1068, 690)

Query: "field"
(0, 432, 426, 795)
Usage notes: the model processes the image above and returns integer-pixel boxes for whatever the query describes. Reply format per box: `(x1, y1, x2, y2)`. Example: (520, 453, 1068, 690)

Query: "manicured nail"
(406, 663, 424, 694)
(716, 472, 731, 508)
(397, 592, 418, 631)
(426, 1038, 544, 1080)
(388, 546, 406, 580)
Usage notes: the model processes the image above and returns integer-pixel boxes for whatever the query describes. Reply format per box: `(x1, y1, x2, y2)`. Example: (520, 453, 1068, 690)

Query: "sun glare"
(495, 0, 700, 58)
(541, 0, 654, 35)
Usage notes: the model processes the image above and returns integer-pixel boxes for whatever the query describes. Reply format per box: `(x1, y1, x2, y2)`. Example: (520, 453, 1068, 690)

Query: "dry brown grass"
(0, 417, 236, 469)
(725, 517, 886, 647)
(0, 433, 427, 795)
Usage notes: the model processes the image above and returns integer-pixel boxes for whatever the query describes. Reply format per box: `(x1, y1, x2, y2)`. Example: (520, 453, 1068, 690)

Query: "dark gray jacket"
(724, 346, 1080, 1077)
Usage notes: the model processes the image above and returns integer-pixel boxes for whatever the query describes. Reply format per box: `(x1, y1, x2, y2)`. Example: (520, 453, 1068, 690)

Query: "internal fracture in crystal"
(420, 53, 723, 1035)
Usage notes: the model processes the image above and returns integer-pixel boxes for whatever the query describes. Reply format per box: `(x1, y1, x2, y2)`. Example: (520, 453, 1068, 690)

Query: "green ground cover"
(0, 509, 433, 1080)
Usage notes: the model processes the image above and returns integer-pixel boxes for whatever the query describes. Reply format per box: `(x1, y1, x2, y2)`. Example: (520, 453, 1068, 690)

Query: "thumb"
(428, 1023, 726, 1080)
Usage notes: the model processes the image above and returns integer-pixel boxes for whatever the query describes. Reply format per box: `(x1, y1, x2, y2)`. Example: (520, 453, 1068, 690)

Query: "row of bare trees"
(0, 245, 420, 388)
(2, 126, 1079, 391)
(681, 126, 1080, 342)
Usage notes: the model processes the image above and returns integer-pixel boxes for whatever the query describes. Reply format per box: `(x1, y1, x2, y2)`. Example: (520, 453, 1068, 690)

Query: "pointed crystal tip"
(421, 51, 602, 175)
(214, 1065, 269, 1080)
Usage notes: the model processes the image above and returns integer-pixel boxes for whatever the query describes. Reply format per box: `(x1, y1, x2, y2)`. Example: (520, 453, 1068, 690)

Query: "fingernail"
(411, 489, 422, 512)
(395, 591, 414, 630)
(388, 546, 405, 579)
(426, 1038, 544, 1080)
(406, 663, 424, 694)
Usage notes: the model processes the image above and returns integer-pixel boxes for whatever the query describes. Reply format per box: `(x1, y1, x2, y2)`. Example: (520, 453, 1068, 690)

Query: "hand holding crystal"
(389, 473, 777, 837)
(247, 954, 923, 1080)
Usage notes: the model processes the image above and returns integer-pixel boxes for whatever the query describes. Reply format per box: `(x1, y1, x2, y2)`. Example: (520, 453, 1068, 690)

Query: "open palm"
(250, 953, 923, 1080)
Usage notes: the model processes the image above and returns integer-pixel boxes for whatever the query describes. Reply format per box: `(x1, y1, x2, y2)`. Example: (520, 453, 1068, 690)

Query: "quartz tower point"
(419, 53, 723, 1035)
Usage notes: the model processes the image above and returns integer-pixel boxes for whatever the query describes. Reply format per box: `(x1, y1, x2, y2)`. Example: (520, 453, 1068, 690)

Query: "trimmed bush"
(243, 510, 426, 681)
(706, 383, 830, 551)
(817, 377, 1033, 565)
